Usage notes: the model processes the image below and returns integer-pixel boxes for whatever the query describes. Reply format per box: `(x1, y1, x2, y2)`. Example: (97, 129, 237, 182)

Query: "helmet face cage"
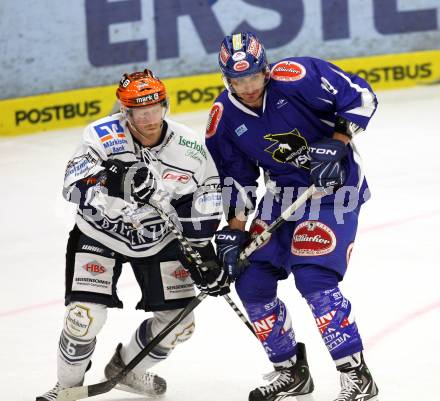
(218, 32, 269, 92)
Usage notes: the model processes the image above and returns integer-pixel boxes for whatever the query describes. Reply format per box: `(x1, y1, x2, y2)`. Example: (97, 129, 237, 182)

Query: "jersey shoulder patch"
(271, 60, 306, 82)
(205, 102, 224, 138)
(91, 118, 128, 154)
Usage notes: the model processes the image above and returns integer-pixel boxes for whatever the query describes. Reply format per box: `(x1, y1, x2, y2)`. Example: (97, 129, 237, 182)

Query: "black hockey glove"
(309, 138, 348, 193)
(214, 228, 250, 281)
(103, 160, 155, 204)
(129, 165, 156, 205)
(179, 243, 230, 297)
(103, 159, 132, 198)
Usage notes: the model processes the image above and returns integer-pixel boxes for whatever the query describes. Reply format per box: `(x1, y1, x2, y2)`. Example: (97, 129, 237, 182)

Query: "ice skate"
(104, 343, 167, 396)
(249, 342, 314, 401)
(334, 352, 378, 401)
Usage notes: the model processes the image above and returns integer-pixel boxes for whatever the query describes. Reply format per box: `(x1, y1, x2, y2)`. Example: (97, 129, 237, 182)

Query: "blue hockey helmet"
(219, 32, 269, 88)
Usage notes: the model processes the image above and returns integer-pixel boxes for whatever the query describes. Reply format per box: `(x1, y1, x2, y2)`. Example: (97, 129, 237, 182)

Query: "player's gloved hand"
(130, 165, 156, 205)
(103, 159, 133, 198)
(179, 243, 229, 297)
(309, 138, 348, 193)
(103, 160, 156, 204)
(214, 228, 250, 281)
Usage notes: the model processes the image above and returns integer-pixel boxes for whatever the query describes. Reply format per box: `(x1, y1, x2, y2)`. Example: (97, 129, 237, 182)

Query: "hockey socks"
(305, 287, 363, 360)
(246, 298, 297, 363)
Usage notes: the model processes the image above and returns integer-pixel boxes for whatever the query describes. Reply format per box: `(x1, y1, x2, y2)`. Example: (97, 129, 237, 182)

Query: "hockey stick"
(58, 292, 207, 401)
(145, 198, 257, 338)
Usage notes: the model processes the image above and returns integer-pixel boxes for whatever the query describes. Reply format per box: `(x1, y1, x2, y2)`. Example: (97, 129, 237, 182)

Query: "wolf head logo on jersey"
(264, 129, 310, 169)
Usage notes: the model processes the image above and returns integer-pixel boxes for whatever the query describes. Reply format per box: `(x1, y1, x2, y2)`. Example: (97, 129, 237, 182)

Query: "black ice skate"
(104, 343, 167, 396)
(249, 342, 314, 401)
(334, 352, 378, 401)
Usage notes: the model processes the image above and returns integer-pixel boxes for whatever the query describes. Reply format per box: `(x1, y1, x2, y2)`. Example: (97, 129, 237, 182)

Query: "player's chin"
(137, 123, 161, 133)
(240, 90, 263, 102)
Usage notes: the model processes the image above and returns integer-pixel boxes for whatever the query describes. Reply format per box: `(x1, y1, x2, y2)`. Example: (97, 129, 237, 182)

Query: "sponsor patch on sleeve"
(205, 102, 223, 138)
(291, 221, 336, 256)
(249, 219, 271, 249)
(271, 61, 306, 82)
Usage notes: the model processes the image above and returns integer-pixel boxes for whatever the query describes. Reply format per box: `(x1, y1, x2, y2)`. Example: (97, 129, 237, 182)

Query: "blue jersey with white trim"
(206, 57, 377, 217)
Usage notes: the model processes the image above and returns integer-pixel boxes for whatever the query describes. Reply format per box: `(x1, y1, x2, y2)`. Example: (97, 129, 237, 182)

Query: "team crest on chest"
(264, 129, 310, 169)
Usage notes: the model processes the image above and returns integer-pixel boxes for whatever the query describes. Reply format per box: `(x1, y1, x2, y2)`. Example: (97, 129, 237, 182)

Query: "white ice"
(0, 85, 439, 401)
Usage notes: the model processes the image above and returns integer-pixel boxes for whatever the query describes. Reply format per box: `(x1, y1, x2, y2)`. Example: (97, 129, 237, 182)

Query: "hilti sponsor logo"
(172, 266, 190, 281)
(271, 61, 306, 82)
(82, 261, 106, 276)
(162, 170, 190, 183)
(315, 310, 350, 334)
(291, 221, 336, 256)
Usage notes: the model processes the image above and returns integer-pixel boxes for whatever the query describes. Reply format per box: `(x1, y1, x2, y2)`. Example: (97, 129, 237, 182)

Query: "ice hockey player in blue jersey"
(206, 32, 379, 401)
(36, 69, 228, 401)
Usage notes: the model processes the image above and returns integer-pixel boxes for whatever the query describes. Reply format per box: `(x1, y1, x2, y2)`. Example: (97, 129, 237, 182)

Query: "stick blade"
(57, 386, 89, 401)
(57, 380, 115, 401)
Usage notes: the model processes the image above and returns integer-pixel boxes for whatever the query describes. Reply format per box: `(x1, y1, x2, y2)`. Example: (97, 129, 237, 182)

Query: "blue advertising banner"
(2, 0, 439, 99)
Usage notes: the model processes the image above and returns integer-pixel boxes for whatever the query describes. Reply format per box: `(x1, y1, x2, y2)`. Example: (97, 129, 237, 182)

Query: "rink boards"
(1, 49, 439, 137)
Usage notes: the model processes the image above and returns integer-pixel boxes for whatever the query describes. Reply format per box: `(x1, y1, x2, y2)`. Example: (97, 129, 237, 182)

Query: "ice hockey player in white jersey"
(36, 69, 228, 401)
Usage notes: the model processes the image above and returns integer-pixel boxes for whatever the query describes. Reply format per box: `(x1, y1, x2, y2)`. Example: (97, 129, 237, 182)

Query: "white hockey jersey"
(63, 113, 222, 257)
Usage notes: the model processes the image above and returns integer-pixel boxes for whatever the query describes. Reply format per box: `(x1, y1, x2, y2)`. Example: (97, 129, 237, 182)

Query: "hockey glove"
(309, 138, 348, 193)
(130, 165, 156, 205)
(103, 159, 132, 198)
(214, 228, 250, 281)
(179, 243, 229, 297)
(103, 160, 156, 204)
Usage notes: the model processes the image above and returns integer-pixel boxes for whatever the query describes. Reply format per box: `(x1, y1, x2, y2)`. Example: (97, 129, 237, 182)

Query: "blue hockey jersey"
(206, 57, 378, 219)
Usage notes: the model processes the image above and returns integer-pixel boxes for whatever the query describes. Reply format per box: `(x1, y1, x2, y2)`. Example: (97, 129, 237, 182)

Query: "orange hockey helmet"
(116, 69, 168, 108)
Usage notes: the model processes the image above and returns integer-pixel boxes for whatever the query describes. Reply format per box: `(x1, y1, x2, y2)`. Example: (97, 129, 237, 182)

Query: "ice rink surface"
(1, 85, 439, 401)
